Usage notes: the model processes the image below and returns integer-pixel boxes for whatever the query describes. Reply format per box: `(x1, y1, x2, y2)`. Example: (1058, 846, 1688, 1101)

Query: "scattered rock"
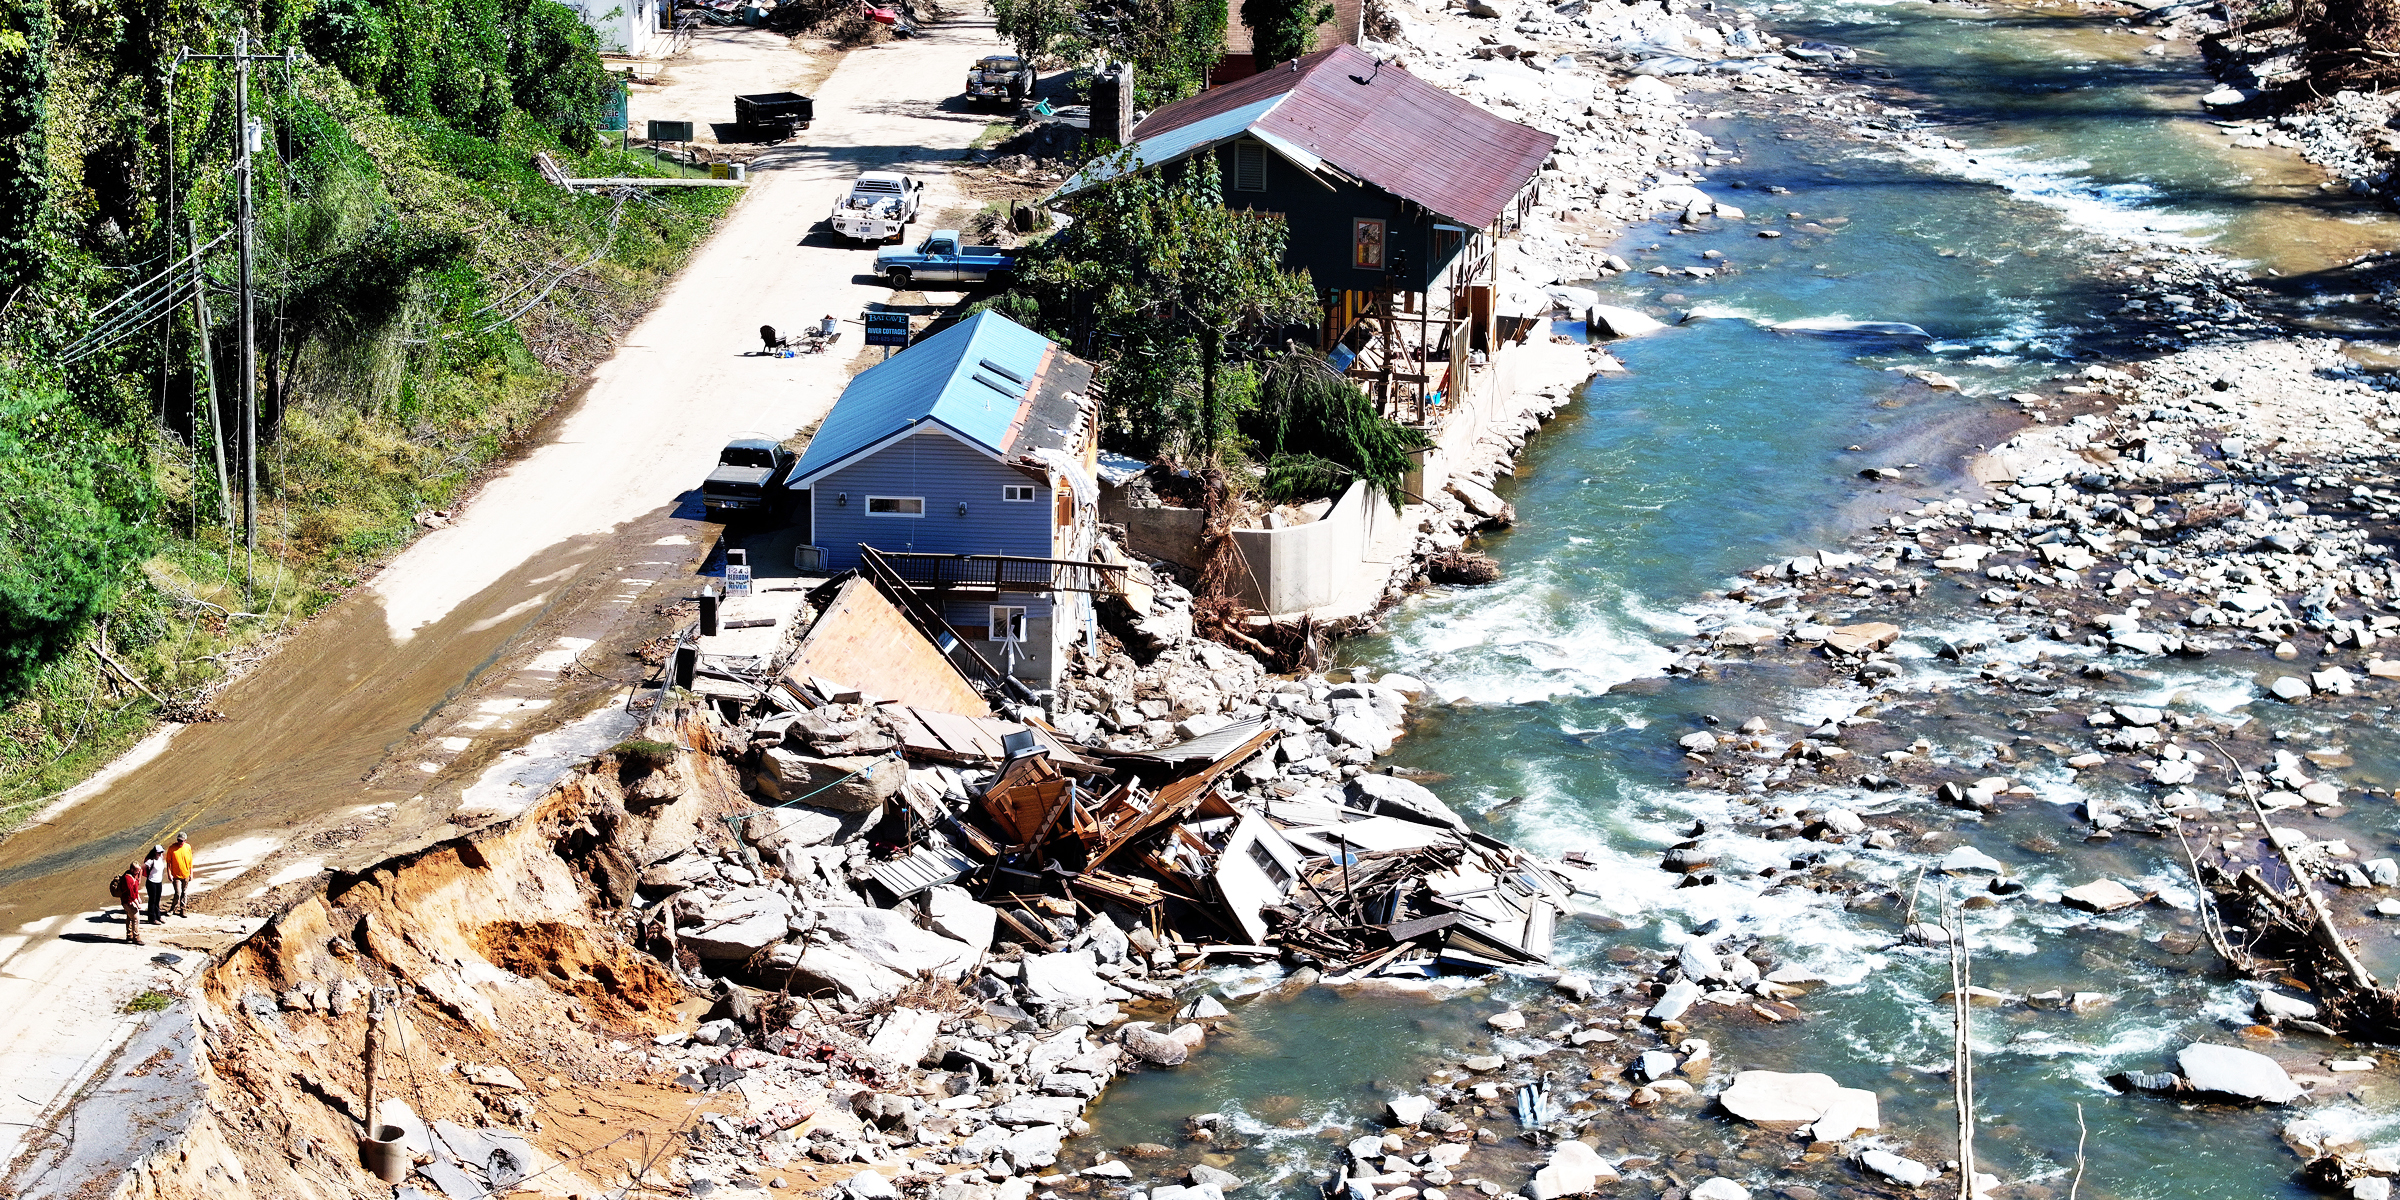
(2178, 1043, 2304, 1103)
(2061, 880, 2144, 913)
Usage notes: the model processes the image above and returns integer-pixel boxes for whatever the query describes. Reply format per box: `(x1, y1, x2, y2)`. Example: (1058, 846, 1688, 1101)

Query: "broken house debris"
(632, 498, 1577, 985)
(728, 659, 1574, 982)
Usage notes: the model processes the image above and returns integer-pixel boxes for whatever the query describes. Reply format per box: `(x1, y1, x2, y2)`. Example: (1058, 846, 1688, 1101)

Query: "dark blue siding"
(811, 428, 1052, 570)
(1209, 143, 1451, 293)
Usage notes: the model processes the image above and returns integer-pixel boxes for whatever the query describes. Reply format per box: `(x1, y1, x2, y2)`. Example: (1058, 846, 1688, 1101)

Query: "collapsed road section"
(15, 543, 1588, 1200)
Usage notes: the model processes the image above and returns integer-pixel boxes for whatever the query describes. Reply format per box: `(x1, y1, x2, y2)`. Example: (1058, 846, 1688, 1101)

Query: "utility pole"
(236, 26, 256, 604)
(362, 988, 386, 1133)
(185, 29, 290, 607)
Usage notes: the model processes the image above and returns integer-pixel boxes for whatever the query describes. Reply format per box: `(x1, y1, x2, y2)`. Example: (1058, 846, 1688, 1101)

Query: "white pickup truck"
(830, 171, 924, 243)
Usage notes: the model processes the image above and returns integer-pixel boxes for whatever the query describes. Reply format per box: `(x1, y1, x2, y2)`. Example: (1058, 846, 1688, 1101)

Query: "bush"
(0, 386, 157, 699)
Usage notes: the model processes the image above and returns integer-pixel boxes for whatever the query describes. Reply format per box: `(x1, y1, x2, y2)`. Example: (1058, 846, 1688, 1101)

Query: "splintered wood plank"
(883, 706, 948, 758)
(922, 708, 999, 759)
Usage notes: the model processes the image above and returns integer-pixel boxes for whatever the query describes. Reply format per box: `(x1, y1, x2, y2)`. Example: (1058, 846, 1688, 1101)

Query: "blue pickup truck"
(874, 231, 1019, 288)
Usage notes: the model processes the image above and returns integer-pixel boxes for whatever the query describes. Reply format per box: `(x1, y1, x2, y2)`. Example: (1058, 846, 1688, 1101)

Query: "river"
(1072, 3, 2400, 1197)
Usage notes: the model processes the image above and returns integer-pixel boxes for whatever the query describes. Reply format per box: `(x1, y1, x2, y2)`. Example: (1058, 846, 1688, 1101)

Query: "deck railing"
(863, 549, 1128, 596)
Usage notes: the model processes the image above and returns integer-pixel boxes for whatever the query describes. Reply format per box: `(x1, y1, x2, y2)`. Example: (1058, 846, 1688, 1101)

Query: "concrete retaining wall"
(1228, 480, 1399, 615)
(1100, 492, 1207, 569)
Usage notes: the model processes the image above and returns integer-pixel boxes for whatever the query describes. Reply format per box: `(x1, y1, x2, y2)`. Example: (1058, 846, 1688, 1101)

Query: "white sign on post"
(725, 548, 753, 597)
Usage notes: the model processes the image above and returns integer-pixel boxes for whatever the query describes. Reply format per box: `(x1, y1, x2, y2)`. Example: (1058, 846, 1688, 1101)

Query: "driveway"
(0, 13, 1010, 1187)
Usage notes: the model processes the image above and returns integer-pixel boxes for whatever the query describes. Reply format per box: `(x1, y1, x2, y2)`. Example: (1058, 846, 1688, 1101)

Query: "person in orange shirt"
(166, 835, 194, 917)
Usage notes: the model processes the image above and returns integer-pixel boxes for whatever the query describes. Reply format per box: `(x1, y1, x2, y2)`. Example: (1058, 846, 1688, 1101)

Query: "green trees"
(991, 0, 1081, 64)
(0, 0, 50, 292)
(294, 0, 612, 146)
(1013, 152, 1423, 508)
(0, 386, 157, 698)
(1018, 152, 1314, 463)
(1083, 0, 1227, 105)
(997, 0, 1234, 107)
(0, 0, 725, 809)
(1239, 0, 1331, 69)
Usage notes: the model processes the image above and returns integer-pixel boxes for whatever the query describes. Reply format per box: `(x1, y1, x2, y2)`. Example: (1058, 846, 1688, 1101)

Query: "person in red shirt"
(116, 862, 144, 945)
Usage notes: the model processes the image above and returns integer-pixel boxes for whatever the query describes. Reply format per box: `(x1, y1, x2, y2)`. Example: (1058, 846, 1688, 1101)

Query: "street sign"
(863, 311, 911, 348)
(647, 119, 694, 143)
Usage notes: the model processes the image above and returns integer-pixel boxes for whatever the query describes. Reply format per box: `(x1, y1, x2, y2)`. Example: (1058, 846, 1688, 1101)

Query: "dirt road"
(0, 15, 1009, 1186)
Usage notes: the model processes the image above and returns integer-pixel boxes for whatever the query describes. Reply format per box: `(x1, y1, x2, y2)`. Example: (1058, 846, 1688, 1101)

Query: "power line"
(52, 229, 232, 362)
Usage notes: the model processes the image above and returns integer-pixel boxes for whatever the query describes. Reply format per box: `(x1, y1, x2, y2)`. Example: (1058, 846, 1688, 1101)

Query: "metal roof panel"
(1056, 95, 1290, 197)
(790, 311, 1059, 486)
(1124, 45, 1556, 229)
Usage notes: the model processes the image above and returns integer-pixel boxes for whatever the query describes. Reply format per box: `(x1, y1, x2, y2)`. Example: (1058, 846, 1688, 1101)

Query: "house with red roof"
(1055, 45, 1557, 418)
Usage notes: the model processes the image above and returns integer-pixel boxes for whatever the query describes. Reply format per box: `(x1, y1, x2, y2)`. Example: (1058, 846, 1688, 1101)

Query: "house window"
(866, 496, 924, 516)
(1002, 484, 1037, 502)
(1246, 839, 1292, 891)
(989, 606, 1027, 642)
(1233, 141, 1267, 192)
(1353, 218, 1387, 271)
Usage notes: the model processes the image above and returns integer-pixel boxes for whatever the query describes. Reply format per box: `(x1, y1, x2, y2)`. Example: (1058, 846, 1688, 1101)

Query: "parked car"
(830, 171, 925, 243)
(874, 231, 1019, 288)
(703, 434, 794, 519)
(965, 54, 1034, 108)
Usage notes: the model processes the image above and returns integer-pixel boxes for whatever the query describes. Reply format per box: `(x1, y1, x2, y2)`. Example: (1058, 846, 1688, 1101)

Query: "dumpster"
(734, 92, 813, 131)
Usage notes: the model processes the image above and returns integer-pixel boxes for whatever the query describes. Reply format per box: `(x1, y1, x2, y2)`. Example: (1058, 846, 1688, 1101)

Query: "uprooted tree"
(2289, 0, 2400, 92)
(1246, 351, 1428, 510)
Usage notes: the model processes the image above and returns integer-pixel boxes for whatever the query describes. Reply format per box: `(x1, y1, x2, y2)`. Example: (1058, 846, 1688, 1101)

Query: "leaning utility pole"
(184, 29, 290, 606)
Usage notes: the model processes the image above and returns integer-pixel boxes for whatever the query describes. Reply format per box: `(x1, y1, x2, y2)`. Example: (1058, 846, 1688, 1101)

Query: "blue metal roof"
(790, 310, 1055, 487)
(1054, 95, 1287, 197)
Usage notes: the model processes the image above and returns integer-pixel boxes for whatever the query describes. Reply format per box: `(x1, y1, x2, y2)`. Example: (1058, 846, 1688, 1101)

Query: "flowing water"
(1076, 3, 2400, 1196)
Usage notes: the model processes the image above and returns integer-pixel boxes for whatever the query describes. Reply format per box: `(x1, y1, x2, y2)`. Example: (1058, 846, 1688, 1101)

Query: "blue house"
(787, 310, 1101, 693)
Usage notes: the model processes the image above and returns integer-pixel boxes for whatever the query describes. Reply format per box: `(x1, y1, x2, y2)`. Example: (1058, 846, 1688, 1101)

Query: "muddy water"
(1078, 4, 2400, 1198)
(0, 517, 686, 939)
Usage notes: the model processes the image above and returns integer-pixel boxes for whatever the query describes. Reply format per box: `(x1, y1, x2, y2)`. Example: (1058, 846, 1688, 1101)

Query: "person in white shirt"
(143, 845, 168, 924)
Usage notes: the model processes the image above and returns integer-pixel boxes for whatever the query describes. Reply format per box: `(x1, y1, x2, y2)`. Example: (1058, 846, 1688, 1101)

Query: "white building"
(565, 0, 676, 58)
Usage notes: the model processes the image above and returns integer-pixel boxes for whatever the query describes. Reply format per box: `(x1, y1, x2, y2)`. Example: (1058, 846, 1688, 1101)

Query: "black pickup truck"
(702, 435, 794, 519)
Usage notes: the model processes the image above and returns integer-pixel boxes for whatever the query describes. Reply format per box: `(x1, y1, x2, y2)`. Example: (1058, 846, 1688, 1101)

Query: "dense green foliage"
(298, 0, 614, 148)
(1084, 0, 1225, 105)
(1238, 0, 1330, 68)
(990, 0, 1080, 64)
(1249, 351, 1426, 508)
(0, 0, 731, 825)
(0, 0, 50, 291)
(1014, 152, 1313, 463)
(992, 0, 1224, 106)
(0, 385, 158, 697)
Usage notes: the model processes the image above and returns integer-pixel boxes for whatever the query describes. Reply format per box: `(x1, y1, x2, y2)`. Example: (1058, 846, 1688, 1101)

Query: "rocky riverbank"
(1562, 124, 2400, 1194)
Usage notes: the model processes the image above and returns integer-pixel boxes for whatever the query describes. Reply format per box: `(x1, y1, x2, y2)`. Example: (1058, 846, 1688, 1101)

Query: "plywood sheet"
(782, 577, 990, 716)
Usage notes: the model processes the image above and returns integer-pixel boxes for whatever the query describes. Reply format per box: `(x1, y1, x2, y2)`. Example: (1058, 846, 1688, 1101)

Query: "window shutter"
(1233, 141, 1267, 192)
